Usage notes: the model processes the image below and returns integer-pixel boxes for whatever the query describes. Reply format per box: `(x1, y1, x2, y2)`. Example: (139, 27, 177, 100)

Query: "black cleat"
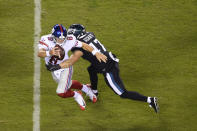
(149, 97, 159, 113)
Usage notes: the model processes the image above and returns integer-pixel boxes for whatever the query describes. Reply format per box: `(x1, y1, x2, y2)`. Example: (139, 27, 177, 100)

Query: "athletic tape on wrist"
(46, 51, 50, 57)
(92, 50, 99, 55)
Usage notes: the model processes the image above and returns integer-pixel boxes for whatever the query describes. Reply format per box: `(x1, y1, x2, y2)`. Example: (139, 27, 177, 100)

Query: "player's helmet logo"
(68, 24, 86, 38)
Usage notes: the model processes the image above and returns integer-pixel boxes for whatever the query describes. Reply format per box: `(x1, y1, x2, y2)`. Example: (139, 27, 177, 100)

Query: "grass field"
(0, 0, 197, 130)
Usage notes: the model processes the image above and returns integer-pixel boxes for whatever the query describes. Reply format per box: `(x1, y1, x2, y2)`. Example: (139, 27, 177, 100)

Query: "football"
(54, 44, 65, 60)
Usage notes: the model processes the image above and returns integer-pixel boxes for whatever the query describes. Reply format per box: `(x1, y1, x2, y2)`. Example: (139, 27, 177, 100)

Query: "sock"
(57, 90, 75, 98)
(147, 97, 151, 103)
(70, 80, 83, 90)
(73, 91, 82, 98)
(92, 90, 98, 94)
(81, 85, 89, 94)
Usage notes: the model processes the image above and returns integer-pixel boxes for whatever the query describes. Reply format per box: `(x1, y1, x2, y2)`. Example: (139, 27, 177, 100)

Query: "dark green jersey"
(71, 32, 118, 73)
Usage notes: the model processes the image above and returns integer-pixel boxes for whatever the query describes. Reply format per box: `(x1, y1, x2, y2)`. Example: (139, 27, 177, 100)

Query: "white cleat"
(74, 91, 86, 110)
(86, 85, 97, 103)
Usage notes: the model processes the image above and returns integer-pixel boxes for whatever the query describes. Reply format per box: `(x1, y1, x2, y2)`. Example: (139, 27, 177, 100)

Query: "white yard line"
(33, 0, 41, 131)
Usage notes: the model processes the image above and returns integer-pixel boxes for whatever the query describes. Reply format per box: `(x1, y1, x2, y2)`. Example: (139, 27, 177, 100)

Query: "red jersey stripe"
(39, 41, 49, 47)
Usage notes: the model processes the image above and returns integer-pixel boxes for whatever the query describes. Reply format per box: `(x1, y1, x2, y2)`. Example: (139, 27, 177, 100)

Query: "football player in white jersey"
(37, 24, 107, 110)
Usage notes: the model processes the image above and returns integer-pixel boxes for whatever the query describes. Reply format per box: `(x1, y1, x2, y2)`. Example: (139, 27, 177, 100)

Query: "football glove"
(45, 62, 61, 71)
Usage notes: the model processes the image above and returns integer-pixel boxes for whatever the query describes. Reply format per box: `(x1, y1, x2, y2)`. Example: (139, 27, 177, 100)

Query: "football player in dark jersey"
(47, 24, 159, 113)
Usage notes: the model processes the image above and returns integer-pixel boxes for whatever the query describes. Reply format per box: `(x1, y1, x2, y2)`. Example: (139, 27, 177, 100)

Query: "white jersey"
(38, 34, 82, 65)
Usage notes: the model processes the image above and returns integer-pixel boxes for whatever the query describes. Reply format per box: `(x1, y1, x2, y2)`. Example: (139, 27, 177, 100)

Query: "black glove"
(45, 62, 61, 71)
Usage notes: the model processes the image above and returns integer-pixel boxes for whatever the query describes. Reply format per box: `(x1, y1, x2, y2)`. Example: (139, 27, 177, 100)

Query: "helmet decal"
(58, 24, 64, 38)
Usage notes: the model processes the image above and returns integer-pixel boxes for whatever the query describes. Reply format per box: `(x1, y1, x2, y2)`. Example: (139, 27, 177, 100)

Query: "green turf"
(0, 0, 34, 130)
(1, 0, 197, 130)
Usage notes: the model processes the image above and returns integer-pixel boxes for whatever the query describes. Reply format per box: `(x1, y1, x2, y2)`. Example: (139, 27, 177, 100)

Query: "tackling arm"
(45, 50, 83, 71)
(81, 42, 107, 63)
(81, 42, 94, 52)
(59, 50, 83, 68)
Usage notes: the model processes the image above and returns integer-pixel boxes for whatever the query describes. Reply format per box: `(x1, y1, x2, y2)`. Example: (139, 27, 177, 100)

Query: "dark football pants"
(87, 65, 98, 90)
(87, 63, 147, 102)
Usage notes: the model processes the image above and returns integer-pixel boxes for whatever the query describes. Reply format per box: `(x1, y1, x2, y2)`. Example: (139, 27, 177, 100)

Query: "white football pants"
(51, 66, 73, 94)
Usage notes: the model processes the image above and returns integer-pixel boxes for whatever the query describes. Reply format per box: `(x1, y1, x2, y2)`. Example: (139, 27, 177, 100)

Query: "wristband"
(46, 51, 50, 57)
(92, 50, 99, 56)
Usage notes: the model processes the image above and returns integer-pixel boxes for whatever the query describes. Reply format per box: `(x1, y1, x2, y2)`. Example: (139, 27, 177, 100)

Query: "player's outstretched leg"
(120, 91, 159, 113)
(104, 70, 159, 113)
